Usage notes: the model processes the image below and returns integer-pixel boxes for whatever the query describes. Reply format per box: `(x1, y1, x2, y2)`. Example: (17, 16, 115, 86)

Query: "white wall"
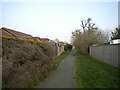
(110, 39, 120, 44)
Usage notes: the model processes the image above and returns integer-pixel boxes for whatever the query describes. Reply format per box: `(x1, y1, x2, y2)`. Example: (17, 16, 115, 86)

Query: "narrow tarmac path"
(36, 51, 76, 88)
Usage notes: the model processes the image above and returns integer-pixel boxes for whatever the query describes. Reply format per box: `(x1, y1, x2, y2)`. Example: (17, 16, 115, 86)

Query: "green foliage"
(75, 54, 120, 88)
(111, 25, 120, 40)
(64, 44, 73, 51)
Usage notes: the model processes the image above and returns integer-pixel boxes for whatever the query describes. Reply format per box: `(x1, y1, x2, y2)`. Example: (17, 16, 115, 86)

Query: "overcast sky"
(0, 1, 118, 43)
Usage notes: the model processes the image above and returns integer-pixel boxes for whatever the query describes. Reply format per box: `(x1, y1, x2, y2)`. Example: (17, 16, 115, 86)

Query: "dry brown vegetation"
(2, 37, 54, 88)
(72, 18, 109, 54)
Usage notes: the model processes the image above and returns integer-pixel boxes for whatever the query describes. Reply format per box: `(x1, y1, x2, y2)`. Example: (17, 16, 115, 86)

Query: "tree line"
(71, 18, 120, 54)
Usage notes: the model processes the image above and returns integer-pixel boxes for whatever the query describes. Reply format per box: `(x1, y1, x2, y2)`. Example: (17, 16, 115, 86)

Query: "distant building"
(0, 27, 41, 41)
(46, 40, 65, 57)
(27, 37, 41, 41)
(58, 41, 64, 55)
(63, 42, 69, 45)
(40, 38, 49, 43)
(47, 40, 58, 57)
(0, 27, 66, 57)
(1, 27, 33, 39)
(110, 39, 120, 44)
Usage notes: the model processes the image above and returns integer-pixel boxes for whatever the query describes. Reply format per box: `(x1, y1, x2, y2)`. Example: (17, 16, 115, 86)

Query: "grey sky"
(1, 1, 118, 43)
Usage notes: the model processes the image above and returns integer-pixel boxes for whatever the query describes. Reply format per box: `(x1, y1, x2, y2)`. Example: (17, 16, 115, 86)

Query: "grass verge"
(27, 72, 48, 88)
(75, 54, 120, 88)
(28, 50, 71, 88)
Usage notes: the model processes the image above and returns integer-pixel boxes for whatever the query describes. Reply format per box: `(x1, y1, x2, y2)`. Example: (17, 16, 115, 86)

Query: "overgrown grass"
(28, 50, 71, 88)
(75, 54, 120, 88)
(27, 72, 49, 88)
(2, 36, 49, 51)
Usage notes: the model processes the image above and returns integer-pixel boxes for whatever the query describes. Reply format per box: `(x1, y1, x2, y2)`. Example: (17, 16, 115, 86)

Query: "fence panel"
(90, 45, 120, 68)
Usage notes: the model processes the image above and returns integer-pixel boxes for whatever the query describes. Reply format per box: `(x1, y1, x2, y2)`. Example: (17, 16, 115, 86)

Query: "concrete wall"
(90, 45, 120, 69)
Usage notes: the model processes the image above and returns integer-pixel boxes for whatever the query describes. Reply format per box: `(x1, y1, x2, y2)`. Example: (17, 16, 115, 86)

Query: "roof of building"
(1, 27, 33, 39)
(27, 37, 41, 41)
(40, 38, 49, 40)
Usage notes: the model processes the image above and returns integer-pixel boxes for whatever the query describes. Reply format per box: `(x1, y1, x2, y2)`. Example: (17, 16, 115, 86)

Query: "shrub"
(2, 37, 54, 88)
(15, 38, 24, 43)
(2, 36, 16, 40)
(64, 44, 73, 51)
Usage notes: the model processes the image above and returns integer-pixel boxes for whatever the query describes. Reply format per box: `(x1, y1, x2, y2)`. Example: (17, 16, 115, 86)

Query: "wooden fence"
(89, 44, 120, 69)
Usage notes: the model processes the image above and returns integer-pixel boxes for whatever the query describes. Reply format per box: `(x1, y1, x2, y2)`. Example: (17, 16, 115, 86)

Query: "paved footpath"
(36, 51, 76, 88)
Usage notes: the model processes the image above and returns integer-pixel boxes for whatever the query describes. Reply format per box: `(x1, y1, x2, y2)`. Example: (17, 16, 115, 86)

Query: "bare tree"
(72, 18, 108, 54)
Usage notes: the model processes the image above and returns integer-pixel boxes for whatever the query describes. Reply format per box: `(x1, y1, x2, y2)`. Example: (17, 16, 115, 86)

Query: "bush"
(64, 44, 73, 51)
(2, 37, 54, 88)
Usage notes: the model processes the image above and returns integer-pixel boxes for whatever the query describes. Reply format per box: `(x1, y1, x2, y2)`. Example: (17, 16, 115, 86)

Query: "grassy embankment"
(28, 50, 71, 88)
(2, 36, 53, 88)
(2, 36, 71, 88)
(75, 54, 120, 88)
